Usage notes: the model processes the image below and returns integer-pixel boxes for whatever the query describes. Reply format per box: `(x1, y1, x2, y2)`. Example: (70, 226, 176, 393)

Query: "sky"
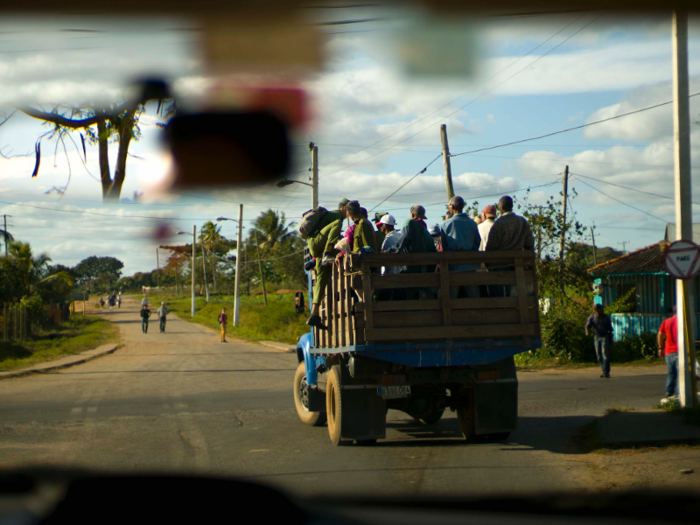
(1, 8, 700, 275)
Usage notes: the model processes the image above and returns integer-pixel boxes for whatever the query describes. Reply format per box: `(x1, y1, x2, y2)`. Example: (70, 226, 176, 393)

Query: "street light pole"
(217, 214, 243, 327)
(191, 225, 196, 317)
(310, 142, 319, 209)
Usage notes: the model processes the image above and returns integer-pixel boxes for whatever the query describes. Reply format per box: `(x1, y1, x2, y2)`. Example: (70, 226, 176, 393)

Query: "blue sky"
(1, 10, 700, 275)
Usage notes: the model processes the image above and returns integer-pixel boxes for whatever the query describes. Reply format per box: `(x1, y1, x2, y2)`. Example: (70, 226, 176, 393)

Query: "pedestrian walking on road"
(157, 302, 169, 333)
(140, 305, 151, 334)
(117, 294, 122, 309)
(141, 295, 149, 308)
(658, 307, 679, 401)
(585, 304, 614, 378)
(218, 308, 228, 343)
(98, 297, 105, 310)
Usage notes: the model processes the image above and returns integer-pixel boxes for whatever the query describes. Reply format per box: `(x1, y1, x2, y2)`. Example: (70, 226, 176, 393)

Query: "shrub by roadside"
(0, 316, 119, 371)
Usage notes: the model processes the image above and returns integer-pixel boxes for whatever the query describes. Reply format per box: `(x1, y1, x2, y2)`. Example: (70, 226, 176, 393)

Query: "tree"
(6, 241, 52, 296)
(250, 209, 295, 249)
(74, 256, 124, 288)
(18, 100, 172, 200)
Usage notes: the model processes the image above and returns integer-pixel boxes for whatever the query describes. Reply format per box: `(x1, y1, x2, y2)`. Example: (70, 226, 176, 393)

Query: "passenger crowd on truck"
(301, 193, 534, 330)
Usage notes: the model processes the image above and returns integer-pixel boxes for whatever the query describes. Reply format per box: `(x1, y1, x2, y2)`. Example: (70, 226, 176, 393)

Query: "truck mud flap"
(341, 388, 386, 441)
(307, 386, 325, 413)
(474, 380, 518, 435)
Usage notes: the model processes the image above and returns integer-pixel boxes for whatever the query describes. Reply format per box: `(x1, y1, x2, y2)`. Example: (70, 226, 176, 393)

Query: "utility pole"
(155, 248, 160, 290)
(200, 231, 210, 302)
(233, 204, 243, 327)
(310, 142, 319, 209)
(559, 166, 569, 261)
(254, 231, 268, 306)
(618, 241, 630, 254)
(591, 226, 598, 266)
(672, 9, 698, 408)
(191, 225, 196, 317)
(440, 124, 455, 200)
(2, 214, 11, 257)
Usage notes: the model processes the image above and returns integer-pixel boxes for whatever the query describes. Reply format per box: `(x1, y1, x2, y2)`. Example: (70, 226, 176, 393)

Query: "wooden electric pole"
(591, 226, 598, 266)
(2, 214, 11, 258)
(618, 241, 630, 254)
(200, 231, 210, 303)
(254, 231, 268, 306)
(440, 124, 455, 201)
(559, 166, 569, 261)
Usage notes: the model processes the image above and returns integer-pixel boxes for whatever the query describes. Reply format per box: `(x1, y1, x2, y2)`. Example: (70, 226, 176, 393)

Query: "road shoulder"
(0, 343, 120, 380)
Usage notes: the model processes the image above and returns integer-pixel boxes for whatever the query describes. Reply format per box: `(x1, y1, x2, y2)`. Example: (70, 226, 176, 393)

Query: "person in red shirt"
(658, 307, 678, 399)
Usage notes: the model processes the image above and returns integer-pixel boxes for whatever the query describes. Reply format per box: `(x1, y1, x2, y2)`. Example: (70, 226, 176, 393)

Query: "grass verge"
(515, 354, 663, 370)
(0, 316, 119, 372)
(656, 399, 700, 426)
(148, 293, 309, 345)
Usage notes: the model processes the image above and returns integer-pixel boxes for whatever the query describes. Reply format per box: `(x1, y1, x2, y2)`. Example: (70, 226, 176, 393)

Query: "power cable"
(317, 13, 589, 178)
(368, 154, 442, 212)
(450, 92, 700, 158)
(571, 171, 700, 206)
(574, 179, 668, 224)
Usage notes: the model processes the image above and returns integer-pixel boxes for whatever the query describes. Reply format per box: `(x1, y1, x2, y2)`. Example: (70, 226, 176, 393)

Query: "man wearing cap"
(350, 201, 379, 254)
(440, 196, 481, 299)
(374, 212, 388, 247)
(306, 203, 346, 330)
(478, 204, 498, 251)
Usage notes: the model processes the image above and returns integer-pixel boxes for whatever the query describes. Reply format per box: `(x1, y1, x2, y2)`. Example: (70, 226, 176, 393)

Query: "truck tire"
(294, 362, 326, 427)
(457, 392, 476, 442)
(414, 408, 445, 425)
(326, 366, 344, 446)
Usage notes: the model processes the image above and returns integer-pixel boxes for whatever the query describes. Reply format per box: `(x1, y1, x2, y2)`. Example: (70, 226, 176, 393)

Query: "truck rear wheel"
(457, 392, 476, 442)
(326, 366, 344, 446)
(294, 362, 326, 427)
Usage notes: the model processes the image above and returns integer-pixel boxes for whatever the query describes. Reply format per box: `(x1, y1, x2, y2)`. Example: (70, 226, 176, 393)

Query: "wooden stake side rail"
(314, 251, 540, 348)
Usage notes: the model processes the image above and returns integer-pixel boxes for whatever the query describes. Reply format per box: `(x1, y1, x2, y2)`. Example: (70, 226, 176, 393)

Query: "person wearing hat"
(395, 206, 437, 296)
(347, 200, 379, 255)
(374, 212, 388, 247)
(377, 214, 402, 275)
(440, 195, 481, 299)
(409, 204, 428, 228)
(338, 198, 349, 216)
(478, 204, 498, 251)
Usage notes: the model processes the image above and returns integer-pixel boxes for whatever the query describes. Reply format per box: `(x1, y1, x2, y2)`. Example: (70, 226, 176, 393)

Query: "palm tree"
(0, 229, 13, 257)
(201, 221, 226, 294)
(249, 209, 295, 250)
(7, 241, 52, 297)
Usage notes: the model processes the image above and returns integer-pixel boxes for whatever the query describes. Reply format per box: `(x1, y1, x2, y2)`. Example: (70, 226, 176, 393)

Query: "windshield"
(1, 4, 699, 499)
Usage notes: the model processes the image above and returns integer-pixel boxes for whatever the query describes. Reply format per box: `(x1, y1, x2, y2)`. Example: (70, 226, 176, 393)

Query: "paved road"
(0, 297, 694, 496)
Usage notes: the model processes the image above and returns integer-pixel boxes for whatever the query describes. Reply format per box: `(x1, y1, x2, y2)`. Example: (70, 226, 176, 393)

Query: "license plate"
(378, 385, 411, 399)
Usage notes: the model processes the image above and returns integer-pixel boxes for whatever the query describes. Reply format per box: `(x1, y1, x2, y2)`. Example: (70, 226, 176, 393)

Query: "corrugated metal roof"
(588, 242, 668, 275)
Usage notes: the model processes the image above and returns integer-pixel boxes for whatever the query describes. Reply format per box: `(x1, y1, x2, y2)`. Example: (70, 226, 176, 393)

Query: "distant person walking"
(141, 295, 149, 308)
(98, 297, 105, 310)
(157, 302, 170, 333)
(585, 304, 614, 378)
(140, 305, 151, 334)
(218, 308, 228, 343)
(658, 308, 679, 401)
(117, 294, 122, 309)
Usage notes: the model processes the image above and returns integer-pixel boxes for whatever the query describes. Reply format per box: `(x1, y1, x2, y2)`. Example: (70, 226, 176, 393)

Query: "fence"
(1, 302, 73, 343)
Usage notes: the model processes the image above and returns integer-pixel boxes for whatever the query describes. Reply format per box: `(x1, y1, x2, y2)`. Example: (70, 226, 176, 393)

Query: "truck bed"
(311, 250, 541, 356)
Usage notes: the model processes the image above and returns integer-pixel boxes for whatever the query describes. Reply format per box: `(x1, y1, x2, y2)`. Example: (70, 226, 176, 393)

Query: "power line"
(368, 154, 442, 212)
(316, 13, 590, 179)
(574, 179, 668, 224)
(571, 171, 700, 206)
(450, 91, 700, 159)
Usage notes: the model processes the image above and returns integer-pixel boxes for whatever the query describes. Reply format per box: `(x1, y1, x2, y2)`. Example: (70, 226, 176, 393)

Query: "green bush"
(20, 293, 46, 328)
(539, 300, 595, 363)
(611, 332, 658, 362)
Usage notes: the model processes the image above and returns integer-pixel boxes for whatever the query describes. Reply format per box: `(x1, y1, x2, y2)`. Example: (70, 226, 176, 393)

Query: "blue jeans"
(594, 336, 610, 375)
(665, 353, 678, 397)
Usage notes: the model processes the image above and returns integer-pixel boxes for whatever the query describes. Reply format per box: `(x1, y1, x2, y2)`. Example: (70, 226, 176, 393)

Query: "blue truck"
(293, 250, 541, 445)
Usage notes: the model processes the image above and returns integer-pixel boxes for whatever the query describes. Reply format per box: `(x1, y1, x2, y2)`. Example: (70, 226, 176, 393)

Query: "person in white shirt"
(378, 214, 401, 275)
(478, 204, 498, 251)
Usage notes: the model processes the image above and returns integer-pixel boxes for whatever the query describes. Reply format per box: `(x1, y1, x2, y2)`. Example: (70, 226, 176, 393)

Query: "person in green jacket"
(306, 200, 347, 330)
(351, 202, 379, 254)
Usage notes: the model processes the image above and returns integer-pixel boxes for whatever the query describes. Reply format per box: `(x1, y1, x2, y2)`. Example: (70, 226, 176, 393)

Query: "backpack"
(298, 207, 329, 239)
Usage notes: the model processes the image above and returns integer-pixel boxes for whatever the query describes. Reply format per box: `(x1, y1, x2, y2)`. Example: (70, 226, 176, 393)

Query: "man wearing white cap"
(378, 214, 401, 275)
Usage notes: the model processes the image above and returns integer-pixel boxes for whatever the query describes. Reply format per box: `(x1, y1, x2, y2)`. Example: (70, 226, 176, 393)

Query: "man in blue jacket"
(440, 196, 481, 299)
